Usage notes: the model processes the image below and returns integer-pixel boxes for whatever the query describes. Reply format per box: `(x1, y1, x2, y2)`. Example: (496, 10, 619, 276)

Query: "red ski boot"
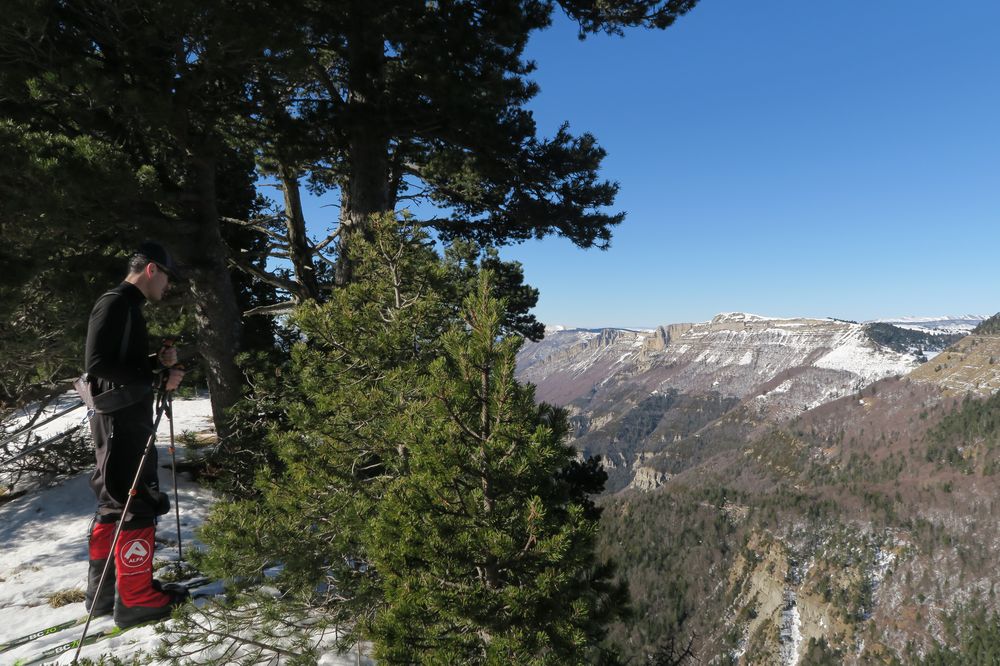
(84, 519, 117, 616)
(113, 520, 187, 628)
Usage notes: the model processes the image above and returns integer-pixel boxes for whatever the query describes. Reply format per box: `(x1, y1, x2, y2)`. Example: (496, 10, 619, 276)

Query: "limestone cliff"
(518, 314, 924, 489)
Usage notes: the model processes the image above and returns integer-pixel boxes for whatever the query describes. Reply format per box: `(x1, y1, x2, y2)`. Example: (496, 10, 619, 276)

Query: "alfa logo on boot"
(122, 539, 152, 568)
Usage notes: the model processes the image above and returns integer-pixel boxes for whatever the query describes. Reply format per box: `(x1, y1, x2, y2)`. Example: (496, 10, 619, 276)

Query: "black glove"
(154, 580, 192, 600)
(152, 489, 171, 516)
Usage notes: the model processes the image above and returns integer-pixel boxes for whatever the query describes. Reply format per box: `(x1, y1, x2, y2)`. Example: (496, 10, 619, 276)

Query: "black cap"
(137, 241, 184, 279)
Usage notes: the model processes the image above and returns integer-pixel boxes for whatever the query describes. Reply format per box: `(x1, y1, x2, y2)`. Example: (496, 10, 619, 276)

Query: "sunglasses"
(152, 262, 176, 280)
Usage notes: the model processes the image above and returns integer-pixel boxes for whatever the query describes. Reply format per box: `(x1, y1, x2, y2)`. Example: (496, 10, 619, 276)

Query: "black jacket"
(84, 282, 154, 392)
(84, 282, 167, 520)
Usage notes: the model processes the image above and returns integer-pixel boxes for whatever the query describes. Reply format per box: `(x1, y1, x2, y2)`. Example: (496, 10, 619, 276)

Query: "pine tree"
(0, 123, 137, 406)
(368, 273, 623, 664)
(187, 218, 623, 663)
(0, 0, 267, 434)
(195, 217, 447, 627)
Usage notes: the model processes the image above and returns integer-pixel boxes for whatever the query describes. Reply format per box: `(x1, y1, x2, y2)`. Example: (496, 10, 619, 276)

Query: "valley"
(518, 312, 1000, 664)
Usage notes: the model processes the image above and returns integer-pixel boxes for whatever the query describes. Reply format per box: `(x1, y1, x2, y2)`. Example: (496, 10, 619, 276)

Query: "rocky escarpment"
(520, 314, 920, 410)
(518, 314, 925, 489)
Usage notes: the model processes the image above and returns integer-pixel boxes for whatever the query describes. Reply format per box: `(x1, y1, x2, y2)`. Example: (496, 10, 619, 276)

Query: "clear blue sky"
(498, 0, 1000, 327)
(299, 1, 1000, 328)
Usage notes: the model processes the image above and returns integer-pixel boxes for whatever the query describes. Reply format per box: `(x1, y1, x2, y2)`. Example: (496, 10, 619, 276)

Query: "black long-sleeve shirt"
(85, 282, 163, 519)
(84, 282, 155, 391)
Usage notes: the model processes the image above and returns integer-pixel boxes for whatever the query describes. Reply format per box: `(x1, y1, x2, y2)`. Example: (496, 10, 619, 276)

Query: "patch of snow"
(2, 394, 92, 461)
(870, 547, 896, 599)
(613, 352, 633, 365)
(769, 380, 793, 395)
(778, 591, 803, 666)
(0, 396, 213, 664)
(812, 328, 916, 381)
(732, 634, 749, 661)
(713, 312, 800, 323)
(0, 396, 376, 665)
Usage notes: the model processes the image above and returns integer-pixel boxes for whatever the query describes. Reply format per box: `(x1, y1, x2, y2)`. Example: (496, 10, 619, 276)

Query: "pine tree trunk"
(336, 9, 392, 286)
(280, 166, 321, 302)
(185, 159, 244, 443)
(479, 359, 500, 590)
(336, 137, 391, 286)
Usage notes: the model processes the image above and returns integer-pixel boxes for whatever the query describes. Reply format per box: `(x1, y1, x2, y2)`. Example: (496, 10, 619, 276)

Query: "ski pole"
(166, 390, 184, 571)
(159, 339, 185, 571)
(0, 400, 85, 449)
(73, 393, 171, 664)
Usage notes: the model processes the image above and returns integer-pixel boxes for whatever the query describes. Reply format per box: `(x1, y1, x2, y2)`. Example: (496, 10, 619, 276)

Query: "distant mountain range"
(545, 315, 987, 336)
(517, 311, 1000, 663)
(518, 314, 989, 492)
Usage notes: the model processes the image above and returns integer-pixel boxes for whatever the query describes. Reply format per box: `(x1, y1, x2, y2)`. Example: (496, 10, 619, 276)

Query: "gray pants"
(88, 398, 165, 522)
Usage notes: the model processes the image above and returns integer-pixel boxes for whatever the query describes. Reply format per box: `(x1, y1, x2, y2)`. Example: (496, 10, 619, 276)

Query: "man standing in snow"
(81, 241, 188, 628)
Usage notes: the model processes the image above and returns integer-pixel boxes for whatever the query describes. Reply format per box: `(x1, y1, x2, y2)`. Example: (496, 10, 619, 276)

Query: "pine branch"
(244, 301, 297, 317)
(227, 256, 301, 294)
(220, 215, 288, 244)
(183, 611, 302, 660)
(313, 228, 342, 252)
(436, 389, 486, 443)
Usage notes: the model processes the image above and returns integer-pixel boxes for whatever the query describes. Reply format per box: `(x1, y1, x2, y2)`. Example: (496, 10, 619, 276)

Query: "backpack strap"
(118, 304, 133, 365)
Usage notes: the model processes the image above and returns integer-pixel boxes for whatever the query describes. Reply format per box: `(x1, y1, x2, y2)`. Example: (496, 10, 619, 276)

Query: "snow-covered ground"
(0, 395, 370, 665)
(0, 396, 217, 664)
(812, 327, 915, 382)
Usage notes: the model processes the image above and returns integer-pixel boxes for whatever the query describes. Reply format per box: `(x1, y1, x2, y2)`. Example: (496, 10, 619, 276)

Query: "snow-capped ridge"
(520, 311, 922, 417)
(711, 312, 799, 324)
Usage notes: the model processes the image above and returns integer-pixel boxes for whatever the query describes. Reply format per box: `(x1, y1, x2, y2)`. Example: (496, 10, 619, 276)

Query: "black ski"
(3, 576, 215, 661)
(14, 621, 150, 665)
(0, 617, 86, 655)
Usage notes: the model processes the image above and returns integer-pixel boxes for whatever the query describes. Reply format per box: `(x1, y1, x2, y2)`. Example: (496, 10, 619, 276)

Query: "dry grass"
(48, 588, 85, 608)
(909, 335, 1000, 396)
(178, 429, 217, 449)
